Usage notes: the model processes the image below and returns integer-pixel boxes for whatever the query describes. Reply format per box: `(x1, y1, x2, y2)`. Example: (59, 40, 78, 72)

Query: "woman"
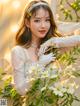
(11, 0, 80, 95)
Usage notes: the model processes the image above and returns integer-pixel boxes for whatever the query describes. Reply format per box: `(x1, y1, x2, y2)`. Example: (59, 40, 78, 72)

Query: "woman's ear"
(25, 19, 30, 28)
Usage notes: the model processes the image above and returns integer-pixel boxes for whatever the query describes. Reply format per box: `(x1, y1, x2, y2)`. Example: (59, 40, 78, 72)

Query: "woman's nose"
(41, 22, 45, 27)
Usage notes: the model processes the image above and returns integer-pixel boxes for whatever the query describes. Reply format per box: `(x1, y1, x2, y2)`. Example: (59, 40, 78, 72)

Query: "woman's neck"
(31, 37, 41, 49)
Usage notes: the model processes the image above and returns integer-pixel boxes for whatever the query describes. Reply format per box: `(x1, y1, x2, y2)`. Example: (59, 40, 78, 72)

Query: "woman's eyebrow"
(34, 16, 50, 19)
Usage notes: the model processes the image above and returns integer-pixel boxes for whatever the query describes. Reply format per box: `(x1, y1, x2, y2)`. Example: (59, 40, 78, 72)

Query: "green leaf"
(73, 96, 80, 102)
(45, 96, 54, 104)
(72, 71, 80, 77)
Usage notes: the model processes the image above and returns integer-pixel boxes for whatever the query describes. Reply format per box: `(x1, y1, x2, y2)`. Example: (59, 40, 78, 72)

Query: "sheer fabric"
(11, 46, 34, 95)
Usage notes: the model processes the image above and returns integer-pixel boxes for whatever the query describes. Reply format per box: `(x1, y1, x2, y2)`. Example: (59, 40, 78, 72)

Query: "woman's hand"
(38, 45, 48, 56)
(38, 42, 50, 56)
(38, 53, 56, 66)
(38, 38, 55, 56)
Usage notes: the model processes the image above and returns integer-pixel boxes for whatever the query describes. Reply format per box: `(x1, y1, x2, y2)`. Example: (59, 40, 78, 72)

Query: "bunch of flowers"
(24, 62, 80, 106)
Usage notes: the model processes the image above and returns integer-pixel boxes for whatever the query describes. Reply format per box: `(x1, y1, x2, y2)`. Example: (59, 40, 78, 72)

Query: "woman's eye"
(34, 20, 40, 22)
(46, 19, 50, 22)
(34, 19, 50, 23)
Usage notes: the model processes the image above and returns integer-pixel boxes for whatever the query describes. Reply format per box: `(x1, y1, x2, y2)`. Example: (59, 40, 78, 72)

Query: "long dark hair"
(15, 0, 61, 48)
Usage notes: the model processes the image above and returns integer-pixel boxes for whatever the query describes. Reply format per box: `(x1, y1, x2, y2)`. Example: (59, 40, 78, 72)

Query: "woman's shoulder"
(11, 45, 27, 53)
(11, 45, 24, 51)
(11, 45, 30, 63)
(11, 45, 27, 58)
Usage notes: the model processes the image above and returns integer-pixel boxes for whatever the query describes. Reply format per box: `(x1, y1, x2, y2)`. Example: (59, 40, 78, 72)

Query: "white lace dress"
(11, 46, 38, 95)
(11, 35, 80, 95)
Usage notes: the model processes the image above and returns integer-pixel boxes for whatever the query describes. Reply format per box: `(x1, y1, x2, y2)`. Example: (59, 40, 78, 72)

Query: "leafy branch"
(59, 0, 80, 21)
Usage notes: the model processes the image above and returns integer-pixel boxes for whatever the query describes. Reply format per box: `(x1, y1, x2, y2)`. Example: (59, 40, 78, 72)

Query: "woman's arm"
(11, 46, 30, 95)
(57, 22, 80, 35)
(52, 35, 80, 48)
(39, 35, 80, 56)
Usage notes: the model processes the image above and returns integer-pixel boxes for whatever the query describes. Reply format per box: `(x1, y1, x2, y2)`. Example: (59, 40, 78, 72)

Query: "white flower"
(60, 87, 67, 93)
(41, 86, 46, 92)
(49, 86, 54, 91)
(53, 89, 63, 97)
(67, 86, 75, 94)
(65, 82, 76, 94)
(29, 65, 37, 74)
(45, 63, 59, 78)
(48, 69, 59, 78)
(28, 63, 43, 78)
(49, 82, 65, 97)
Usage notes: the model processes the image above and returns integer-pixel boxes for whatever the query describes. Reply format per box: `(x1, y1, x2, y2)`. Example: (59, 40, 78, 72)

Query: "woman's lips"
(39, 30, 46, 34)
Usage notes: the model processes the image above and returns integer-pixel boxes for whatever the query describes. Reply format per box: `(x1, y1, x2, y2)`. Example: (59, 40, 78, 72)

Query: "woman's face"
(27, 8, 51, 39)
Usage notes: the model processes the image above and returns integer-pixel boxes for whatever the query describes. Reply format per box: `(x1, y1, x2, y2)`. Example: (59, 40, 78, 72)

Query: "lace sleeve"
(57, 22, 80, 35)
(38, 35, 80, 56)
(11, 46, 30, 95)
(49, 35, 80, 48)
